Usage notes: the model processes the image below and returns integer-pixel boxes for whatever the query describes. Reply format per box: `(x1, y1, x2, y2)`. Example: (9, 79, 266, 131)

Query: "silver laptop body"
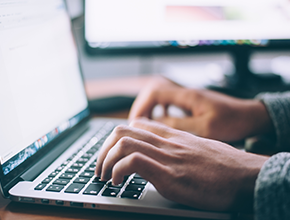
(0, 1, 231, 219)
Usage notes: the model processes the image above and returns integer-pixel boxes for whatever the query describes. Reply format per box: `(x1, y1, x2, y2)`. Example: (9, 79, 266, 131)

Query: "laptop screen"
(0, 0, 89, 175)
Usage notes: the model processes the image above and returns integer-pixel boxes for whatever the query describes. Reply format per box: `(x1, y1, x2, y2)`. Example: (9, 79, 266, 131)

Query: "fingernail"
(101, 173, 109, 182)
(112, 179, 120, 186)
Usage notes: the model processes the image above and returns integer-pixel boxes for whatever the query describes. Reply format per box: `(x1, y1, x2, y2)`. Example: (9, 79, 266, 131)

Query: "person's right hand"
(129, 77, 274, 142)
(96, 118, 269, 211)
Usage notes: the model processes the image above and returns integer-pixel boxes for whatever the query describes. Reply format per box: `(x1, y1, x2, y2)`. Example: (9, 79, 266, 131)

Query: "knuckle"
(130, 118, 148, 128)
(128, 152, 143, 167)
(117, 137, 133, 152)
(114, 124, 129, 136)
(117, 136, 133, 151)
(129, 119, 141, 128)
(118, 136, 132, 145)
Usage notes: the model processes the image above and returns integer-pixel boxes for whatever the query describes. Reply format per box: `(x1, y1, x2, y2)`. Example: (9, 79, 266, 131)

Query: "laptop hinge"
(1, 177, 23, 199)
(20, 123, 89, 182)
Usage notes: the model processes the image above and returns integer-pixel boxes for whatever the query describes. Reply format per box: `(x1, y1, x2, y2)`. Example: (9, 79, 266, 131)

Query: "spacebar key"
(83, 184, 104, 195)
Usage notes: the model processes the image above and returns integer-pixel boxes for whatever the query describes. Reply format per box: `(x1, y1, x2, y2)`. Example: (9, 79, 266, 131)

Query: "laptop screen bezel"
(0, 111, 90, 196)
(0, 0, 92, 198)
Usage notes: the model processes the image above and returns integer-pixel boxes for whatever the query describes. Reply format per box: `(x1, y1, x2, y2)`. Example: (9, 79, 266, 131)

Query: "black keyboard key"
(83, 184, 104, 195)
(134, 173, 143, 179)
(71, 163, 84, 169)
(74, 177, 90, 184)
(85, 167, 95, 172)
(34, 183, 46, 190)
(53, 179, 70, 185)
(90, 161, 97, 167)
(48, 171, 59, 177)
(77, 158, 89, 164)
(46, 185, 64, 192)
(55, 166, 65, 172)
(65, 183, 85, 194)
(130, 179, 147, 185)
(79, 172, 94, 178)
(92, 177, 107, 184)
(121, 191, 141, 199)
(107, 182, 124, 188)
(89, 148, 99, 154)
(92, 143, 102, 149)
(68, 154, 77, 161)
(123, 175, 130, 182)
(98, 139, 105, 145)
(82, 153, 93, 159)
(66, 168, 80, 173)
(102, 188, 120, 197)
(60, 173, 75, 179)
(86, 148, 97, 154)
(62, 161, 70, 166)
(42, 177, 53, 184)
(125, 184, 145, 192)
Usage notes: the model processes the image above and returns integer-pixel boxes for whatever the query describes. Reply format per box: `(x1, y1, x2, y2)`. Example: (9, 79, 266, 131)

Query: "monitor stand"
(209, 47, 289, 98)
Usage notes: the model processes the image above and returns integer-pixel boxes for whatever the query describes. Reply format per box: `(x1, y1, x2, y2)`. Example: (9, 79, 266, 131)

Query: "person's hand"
(129, 77, 274, 142)
(96, 118, 269, 211)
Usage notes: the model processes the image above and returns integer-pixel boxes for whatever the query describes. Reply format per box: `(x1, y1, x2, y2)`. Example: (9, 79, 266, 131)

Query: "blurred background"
(66, 0, 290, 103)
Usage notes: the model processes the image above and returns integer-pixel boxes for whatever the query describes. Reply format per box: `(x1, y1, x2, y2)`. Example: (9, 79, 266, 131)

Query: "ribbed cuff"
(255, 92, 290, 150)
(254, 153, 290, 220)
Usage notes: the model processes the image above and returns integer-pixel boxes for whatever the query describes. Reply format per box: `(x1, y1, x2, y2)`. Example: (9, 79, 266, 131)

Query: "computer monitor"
(84, 0, 290, 96)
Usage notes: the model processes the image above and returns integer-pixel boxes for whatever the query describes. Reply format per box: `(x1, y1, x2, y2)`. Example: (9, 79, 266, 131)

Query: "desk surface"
(0, 195, 193, 220)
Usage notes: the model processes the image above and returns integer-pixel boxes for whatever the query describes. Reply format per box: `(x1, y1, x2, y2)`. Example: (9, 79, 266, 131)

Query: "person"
(95, 76, 290, 220)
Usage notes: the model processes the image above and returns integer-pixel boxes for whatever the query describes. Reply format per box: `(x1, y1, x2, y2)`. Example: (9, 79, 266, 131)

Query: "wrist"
(234, 153, 269, 212)
(242, 100, 275, 137)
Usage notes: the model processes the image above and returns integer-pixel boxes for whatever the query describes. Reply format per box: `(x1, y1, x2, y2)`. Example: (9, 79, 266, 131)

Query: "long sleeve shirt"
(254, 92, 290, 220)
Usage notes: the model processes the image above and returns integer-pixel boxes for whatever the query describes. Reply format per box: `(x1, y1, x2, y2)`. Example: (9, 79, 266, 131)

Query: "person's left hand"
(95, 118, 269, 211)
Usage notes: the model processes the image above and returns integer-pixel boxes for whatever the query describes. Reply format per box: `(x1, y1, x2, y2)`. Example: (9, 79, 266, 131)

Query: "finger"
(128, 89, 158, 120)
(111, 152, 169, 189)
(129, 87, 193, 120)
(101, 137, 167, 181)
(129, 77, 175, 120)
(95, 124, 167, 176)
(129, 118, 180, 139)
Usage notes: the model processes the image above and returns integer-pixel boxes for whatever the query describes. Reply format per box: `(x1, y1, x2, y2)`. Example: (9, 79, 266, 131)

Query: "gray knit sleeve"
(254, 152, 290, 220)
(256, 92, 290, 150)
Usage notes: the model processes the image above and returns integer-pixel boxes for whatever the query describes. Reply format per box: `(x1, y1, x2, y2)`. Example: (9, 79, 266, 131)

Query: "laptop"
(0, 1, 231, 219)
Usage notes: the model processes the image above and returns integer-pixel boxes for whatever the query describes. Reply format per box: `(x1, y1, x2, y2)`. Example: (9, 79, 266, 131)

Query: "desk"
(0, 195, 197, 220)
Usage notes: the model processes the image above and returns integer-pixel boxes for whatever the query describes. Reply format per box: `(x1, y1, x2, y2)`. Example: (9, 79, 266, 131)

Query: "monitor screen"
(0, 0, 88, 175)
(85, 0, 290, 50)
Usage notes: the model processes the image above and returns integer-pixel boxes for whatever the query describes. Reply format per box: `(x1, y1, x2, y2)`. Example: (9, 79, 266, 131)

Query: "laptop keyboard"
(34, 122, 148, 200)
